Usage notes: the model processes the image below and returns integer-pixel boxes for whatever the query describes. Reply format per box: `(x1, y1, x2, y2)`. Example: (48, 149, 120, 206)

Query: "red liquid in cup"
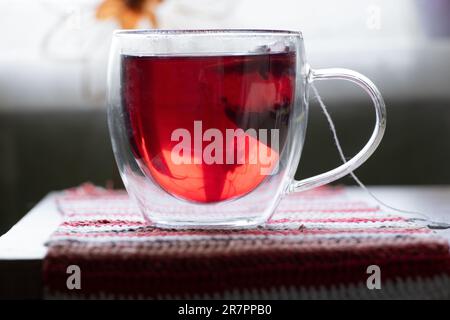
(122, 52, 296, 203)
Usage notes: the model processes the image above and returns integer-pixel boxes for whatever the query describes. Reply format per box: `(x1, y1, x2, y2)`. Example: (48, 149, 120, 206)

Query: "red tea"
(122, 52, 296, 203)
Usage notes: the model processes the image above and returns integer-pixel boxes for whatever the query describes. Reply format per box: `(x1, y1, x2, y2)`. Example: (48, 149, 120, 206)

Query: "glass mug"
(107, 30, 386, 229)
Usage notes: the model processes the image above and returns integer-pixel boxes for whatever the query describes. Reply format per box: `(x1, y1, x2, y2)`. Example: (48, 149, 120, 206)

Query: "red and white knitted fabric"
(43, 184, 450, 299)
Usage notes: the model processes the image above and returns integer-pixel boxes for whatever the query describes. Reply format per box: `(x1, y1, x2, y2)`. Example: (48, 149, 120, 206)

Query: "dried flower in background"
(96, 0, 163, 29)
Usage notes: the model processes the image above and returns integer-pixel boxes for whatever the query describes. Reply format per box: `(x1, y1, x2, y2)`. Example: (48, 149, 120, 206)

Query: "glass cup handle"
(288, 67, 387, 193)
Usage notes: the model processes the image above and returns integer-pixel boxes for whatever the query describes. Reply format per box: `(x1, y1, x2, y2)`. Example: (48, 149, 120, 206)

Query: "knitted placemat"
(43, 184, 450, 299)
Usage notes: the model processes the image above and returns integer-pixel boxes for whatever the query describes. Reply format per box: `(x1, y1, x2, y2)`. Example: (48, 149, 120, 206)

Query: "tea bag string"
(310, 83, 450, 230)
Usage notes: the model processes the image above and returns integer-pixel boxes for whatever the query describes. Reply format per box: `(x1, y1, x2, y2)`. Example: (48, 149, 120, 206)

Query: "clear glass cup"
(107, 29, 386, 229)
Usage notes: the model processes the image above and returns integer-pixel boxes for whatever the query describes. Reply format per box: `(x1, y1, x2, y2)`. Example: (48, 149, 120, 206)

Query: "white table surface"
(1, 186, 450, 298)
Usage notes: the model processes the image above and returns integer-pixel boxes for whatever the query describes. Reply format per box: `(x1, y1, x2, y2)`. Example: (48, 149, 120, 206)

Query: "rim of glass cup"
(113, 29, 303, 38)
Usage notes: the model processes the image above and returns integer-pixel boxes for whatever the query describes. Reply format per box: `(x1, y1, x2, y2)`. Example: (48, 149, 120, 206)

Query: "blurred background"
(1, 0, 450, 234)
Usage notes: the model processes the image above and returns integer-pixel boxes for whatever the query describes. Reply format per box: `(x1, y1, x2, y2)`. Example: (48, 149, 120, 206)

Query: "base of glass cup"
(145, 216, 268, 230)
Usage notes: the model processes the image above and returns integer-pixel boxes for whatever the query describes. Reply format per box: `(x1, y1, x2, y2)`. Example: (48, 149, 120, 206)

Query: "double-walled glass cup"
(108, 30, 386, 229)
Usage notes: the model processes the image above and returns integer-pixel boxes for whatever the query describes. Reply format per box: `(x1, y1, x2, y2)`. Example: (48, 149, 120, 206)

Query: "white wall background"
(0, 0, 449, 109)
